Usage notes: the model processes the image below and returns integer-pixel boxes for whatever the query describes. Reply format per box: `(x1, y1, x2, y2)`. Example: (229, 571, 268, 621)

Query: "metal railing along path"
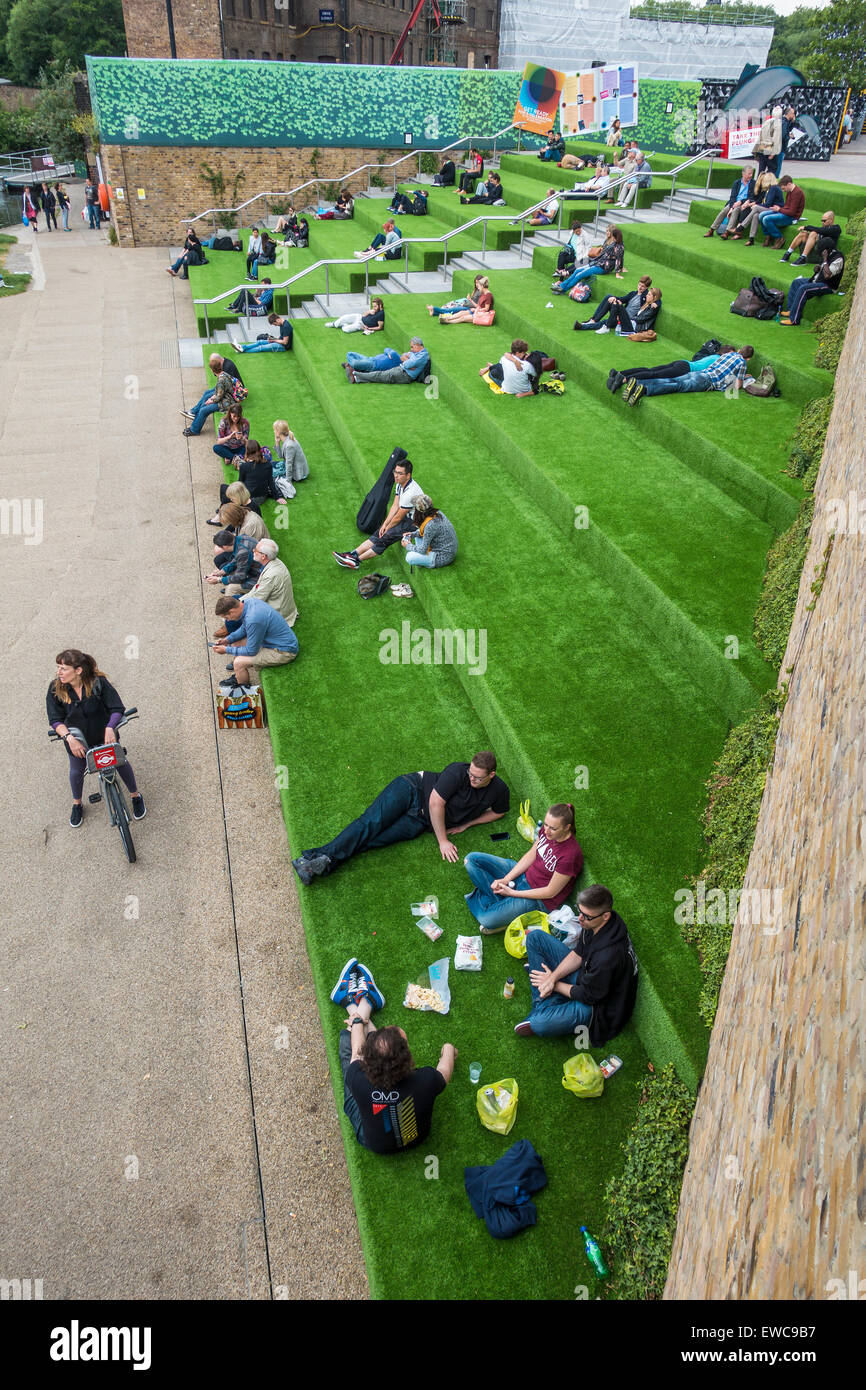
(182, 122, 535, 234)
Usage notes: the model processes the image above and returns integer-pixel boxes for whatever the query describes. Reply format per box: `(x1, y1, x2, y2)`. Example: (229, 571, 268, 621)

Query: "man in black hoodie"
(516, 884, 638, 1041)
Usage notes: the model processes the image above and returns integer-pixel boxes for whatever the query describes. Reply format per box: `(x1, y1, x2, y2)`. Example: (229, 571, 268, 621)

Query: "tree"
(3, 0, 125, 84)
(766, 8, 817, 72)
(800, 0, 866, 91)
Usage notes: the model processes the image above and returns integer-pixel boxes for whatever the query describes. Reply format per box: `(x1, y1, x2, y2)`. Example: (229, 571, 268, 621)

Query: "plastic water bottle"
(581, 1226, 608, 1278)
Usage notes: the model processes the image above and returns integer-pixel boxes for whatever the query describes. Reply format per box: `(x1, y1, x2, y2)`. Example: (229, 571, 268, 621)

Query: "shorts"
(244, 647, 297, 671)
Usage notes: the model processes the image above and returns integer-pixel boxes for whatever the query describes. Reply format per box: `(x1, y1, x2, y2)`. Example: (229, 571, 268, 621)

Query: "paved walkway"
(0, 184, 367, 1300)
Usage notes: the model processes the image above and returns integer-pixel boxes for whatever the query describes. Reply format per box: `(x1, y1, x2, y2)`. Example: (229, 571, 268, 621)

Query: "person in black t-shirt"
(332, 966, 456, 1153)
(292, 750, 510, 883)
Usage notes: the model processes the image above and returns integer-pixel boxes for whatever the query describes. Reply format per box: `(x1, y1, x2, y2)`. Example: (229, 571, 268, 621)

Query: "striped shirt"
(703, 352, 749, 390)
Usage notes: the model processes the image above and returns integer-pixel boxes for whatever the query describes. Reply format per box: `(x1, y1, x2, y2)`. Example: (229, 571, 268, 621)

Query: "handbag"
(472, 308, 495, 326)
(627, 329, 657, 342)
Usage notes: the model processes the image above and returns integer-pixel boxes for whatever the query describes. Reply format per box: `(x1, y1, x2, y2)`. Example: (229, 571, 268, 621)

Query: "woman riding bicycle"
(46, 649, 145, 828)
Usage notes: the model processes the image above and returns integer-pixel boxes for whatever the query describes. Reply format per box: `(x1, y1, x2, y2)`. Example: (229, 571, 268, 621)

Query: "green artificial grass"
(190, 183, 850, 1296)
(0, 234, 29, 298)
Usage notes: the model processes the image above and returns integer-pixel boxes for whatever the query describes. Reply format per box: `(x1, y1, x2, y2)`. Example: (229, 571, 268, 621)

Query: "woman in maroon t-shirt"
(464, 803, 583, 934)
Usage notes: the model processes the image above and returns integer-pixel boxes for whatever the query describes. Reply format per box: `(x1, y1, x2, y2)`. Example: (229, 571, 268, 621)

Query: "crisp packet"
(454, 935, 483, 971)
(403, 957, 451, 1014)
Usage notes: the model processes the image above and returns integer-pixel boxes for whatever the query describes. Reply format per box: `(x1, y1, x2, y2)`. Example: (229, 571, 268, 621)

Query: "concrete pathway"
(0, 194, 367, 1300)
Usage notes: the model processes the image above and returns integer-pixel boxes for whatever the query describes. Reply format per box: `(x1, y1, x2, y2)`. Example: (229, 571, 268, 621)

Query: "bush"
(602, 1064, 694, 1300)
(419, 152, 439, 175)
(681, 686, 788, 1027)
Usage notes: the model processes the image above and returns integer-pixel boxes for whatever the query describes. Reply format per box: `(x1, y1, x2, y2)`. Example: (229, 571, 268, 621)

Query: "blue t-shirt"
(402, 348, 430, 381)
(689, 355, 719, 372)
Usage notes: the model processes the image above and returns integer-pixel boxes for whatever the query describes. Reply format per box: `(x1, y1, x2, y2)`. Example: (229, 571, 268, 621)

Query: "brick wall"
(122, 0, 222, 58)
(0, 85, 40, 110)
(665, 249, 866, 1299)
(100, 143, 404, 246)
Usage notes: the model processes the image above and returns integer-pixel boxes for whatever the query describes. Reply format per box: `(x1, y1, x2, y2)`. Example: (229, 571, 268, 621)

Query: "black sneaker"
(292, 853, 331, 885)
(792, 256, 809, 266)
(70, 803, 83, 828)
(132, 795, 147, 820)
(780, 251, 791, 262)
(609, 371, 627, 395)
(333, 550, 360, 569)
(627, 381, 646, 406)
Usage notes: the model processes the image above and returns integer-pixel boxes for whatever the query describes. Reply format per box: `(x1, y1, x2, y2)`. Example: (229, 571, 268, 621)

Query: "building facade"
(123, 0, 500, 67)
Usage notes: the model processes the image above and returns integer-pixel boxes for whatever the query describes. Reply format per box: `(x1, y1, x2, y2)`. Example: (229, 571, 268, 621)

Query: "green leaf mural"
(86, 58, 700, 155)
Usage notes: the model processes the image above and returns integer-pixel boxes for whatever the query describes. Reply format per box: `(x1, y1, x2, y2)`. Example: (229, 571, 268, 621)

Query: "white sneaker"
(324, 321, 336, 327)
(391, 583, 414, 598)
(596, 325, 610, 335)
(353, 251, 365, 259)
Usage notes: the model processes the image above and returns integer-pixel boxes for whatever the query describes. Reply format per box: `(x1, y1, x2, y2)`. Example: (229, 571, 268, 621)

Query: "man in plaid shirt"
(625, 346, 754, 405)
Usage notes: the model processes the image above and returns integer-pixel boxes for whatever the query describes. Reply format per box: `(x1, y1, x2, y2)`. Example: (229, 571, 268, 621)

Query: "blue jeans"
(557, 263, 604, 293)
(61, 205, 69, 230)
(641, 371, 713, 397)
(189, 398, 221, 434)
(370, 233, 401, 260)
(463, 853, 539, 931)
(406, 550, 436, 568)
(347, 349, 400, 371)
(308, 773, 428, 869)
(432, 301, 469, 315)
(248, 256, 274, 279)
(213, 442, 246, 462)
(524, 932, 593, 1038)
(87, 203, 100, 229)
(241, 341, 285, 353)
(760, 211, 795, 239)
(171, 254, 188, 275)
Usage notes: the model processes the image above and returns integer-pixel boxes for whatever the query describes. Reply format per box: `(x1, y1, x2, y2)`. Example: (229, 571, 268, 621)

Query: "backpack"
(356, 446, 408, 534)
(693, 338, 722, 360)
(744, 364, 781, 397)
(568, 283, 592, 303)
(212, 234, 235, 252)
(730, 288, 768, 319)
(412, 192, 429, 216)
(357, 573, 391, 599)
(557, 245, 576, 272)
(229, 377, 249, 404)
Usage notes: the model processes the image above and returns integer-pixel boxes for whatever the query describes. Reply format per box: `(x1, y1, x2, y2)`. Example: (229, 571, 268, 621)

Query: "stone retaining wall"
(665, 251, 866, 1299)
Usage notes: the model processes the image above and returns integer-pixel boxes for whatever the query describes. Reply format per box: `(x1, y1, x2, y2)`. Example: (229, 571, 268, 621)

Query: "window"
(223, 0, 233, 15)
(484, 53, 491, 68)
(229, 47, 239, 58)
(486, 8, 494, 27)
(242, 0, 251, 17)
(276, 52, 284, 60)
(469, 6, 476, 25)
(262, 51, 270, 59)
(246, 49, 254, 58)
(380, 36, 386, 63)
(259, 0, 268, 16)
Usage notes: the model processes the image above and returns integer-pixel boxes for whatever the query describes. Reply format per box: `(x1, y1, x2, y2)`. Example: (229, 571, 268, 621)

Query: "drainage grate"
(160, 339, 181, 369)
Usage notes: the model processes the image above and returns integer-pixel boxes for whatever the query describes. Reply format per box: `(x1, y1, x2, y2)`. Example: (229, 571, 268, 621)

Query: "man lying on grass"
(343, 336, 429, 385)
(622, 345, 754, 405)
(292, 751, 509, 883)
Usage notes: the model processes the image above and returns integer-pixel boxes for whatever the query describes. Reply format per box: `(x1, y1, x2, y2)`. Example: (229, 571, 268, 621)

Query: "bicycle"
(48, 708, 140, 863)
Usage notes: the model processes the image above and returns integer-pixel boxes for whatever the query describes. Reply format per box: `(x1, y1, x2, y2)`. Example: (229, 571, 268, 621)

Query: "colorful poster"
(560, 65, 640, 138)
(513, 62, 566, 135)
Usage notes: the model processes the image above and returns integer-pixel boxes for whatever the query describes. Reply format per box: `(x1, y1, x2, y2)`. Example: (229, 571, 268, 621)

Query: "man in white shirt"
(333, 457, 425, 568)
(528, 189, 560, 226)
(481, 339, 537, 397)
(567, 169, 610, 199)
(245, 227, 263, 276)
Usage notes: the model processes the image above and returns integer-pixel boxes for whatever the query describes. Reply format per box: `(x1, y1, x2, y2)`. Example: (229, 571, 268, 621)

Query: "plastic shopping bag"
(454, 935, 482, 971)
(562, 1052, 605, 1099)
(476, 1078, 519, 1135)
(403, 956, 451, 1014)
(504, 911, 550, 959)
(516, 799, 536, 842)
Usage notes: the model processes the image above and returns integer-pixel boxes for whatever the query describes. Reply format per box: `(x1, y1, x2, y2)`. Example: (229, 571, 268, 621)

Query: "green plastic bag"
(562, 1053, 604, 1099)
(476, 1078, 519, 1135)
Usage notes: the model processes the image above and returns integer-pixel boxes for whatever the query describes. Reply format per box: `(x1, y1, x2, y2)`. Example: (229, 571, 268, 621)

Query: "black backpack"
(692, 338, 722, 359)
(412, 192, 429, 216)
(356, 447, 408, 534)
(212, 234, 236, 252)
(357, 573, 391, 599)
(730, 278, 782, 320)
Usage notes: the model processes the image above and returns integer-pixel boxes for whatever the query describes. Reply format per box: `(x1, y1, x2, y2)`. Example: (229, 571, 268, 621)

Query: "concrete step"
(213, 329, 232, 343)
(379, 269, 453, 292)
(303, 299, 329, 318)
(458, 248, 530, 270)
(376, 278, 410, 294)
(314, 292, 370, 316)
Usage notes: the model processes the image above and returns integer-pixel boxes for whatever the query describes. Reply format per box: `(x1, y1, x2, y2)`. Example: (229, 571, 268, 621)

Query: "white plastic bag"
(454, 935, 483, 971)
(403, 957, 451, 1014)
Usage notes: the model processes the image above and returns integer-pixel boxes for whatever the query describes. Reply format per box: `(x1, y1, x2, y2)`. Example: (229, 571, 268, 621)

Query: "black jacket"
(47, 676, 125, 748)
(568, 911, 639, 1045)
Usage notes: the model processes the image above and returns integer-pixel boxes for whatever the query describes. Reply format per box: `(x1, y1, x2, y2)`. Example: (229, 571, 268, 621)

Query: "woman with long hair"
(426, 274, 490, 318)
(212, 403, 250, 467)
(401, 496, 458, 569)
(463, 803, 583, 934)
(272, 420, 309, 499)
(553, 226, 625, 294)
(46, 650, 144, 828)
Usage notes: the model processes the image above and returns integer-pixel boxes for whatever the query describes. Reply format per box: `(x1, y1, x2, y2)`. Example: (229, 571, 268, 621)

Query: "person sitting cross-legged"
(516, 884, 638, 1042)
(292, 751, 509, 883)
(330, 961, 455, 1154)
(213, 593, 298, 691)
(623, 345, 754, 405)
(464, 803, 583, 934)
(401, 495, 458, 570)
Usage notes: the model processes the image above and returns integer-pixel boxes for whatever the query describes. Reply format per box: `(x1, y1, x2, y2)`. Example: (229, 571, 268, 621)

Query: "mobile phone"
(490, 832, 510, 841)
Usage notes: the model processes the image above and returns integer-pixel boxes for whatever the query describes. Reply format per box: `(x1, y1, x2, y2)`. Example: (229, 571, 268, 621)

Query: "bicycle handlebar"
(47, 708, 139, 739)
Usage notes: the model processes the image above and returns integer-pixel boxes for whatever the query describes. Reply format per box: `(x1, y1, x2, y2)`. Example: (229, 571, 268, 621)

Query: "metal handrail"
(191, 150, 722, 336)
(558, 146, 724, 233)
(181, 122, 534, 232)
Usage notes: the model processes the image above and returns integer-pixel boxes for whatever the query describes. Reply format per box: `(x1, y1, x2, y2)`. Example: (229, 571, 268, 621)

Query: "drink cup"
(469, 1062, 482, 1084)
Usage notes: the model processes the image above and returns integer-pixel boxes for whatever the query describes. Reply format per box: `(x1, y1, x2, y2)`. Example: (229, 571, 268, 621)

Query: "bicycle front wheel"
(106, 779, 136, 864)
